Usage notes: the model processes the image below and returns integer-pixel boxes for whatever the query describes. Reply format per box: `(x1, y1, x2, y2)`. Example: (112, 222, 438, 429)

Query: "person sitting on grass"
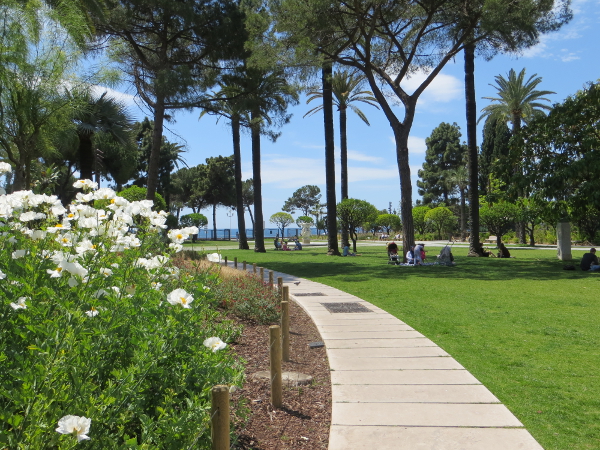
(498, 242, 511, 258)
(580, 248, 600, 271)
(414, 243, 426, 265)
(274, 237, 281, 250)
(406, 245, 415, 264)
(281, 240, 291, 251)
(343, 245, 360, 256)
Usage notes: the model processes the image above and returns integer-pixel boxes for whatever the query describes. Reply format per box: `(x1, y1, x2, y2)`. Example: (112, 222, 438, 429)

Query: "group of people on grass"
(274, 236, 302, 251)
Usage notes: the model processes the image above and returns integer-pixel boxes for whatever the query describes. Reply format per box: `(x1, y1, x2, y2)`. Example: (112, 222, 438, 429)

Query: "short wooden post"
(277, 277, 283, 293)
(281, 301, 290, 362)
(252, 263, 256, 274)
(269, 270, 274, 287)
(210, 385, 230, 450)
(224, 256, 228, 266)
(282, 285, 289, 303)
(234, 257, 238, 269)
(269, 325, 283, 408)
(243, 261, 246, 271)
(260, 267, 264, 280)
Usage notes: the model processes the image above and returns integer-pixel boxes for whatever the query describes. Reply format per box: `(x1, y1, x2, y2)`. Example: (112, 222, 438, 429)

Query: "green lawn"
(217, 243, 600, 450)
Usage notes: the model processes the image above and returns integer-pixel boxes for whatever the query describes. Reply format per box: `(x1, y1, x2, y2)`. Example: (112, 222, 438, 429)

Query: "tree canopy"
(283, 185, 322, 216)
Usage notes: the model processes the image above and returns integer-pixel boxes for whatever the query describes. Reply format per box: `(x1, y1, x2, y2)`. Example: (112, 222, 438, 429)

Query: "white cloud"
(347, 150, 383, 163)
(348, 167, 398, 182)
(521, 29, 582, 59)
(250, 157, 325, 188)
(401, 72, 463, 103)
(293, 142, 324, 150)
(91, 85, 137, 106)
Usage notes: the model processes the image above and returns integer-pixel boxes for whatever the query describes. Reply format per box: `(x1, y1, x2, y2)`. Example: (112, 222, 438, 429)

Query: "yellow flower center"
(176, 234, 183, 240)
(180, 297, 187, 304)
(62, 238, 69, 243)
(110, 199, 115, 204)
(55, 224, 63, 228)
(57, 267, 62, 272)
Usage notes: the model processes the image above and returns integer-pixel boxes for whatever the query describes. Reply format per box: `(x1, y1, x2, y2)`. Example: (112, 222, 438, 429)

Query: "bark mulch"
(230, 300, 331, 450)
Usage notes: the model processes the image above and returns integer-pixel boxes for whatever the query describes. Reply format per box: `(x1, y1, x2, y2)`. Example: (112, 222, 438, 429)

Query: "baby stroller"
(387, 242, 400, 265)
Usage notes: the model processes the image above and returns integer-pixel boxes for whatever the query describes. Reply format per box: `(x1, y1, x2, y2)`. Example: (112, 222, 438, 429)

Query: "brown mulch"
(230, 300, 332, 450)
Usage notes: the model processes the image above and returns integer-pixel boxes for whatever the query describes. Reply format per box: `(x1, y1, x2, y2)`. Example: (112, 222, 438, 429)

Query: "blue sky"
(106, 0, 600, 231)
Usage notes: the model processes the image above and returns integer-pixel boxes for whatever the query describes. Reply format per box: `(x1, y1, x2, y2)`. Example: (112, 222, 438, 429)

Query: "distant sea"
(197, 227, 321, 240)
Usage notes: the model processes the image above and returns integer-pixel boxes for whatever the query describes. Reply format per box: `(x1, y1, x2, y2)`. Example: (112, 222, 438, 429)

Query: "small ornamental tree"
(412, 206, 431, 237)
(479, 200, 519, 246)
(337, 199, 379, 252)
(296, 215, 314, 227)
(377, 213, 401, 234)
(269, 212, 294, 236)
(425, 207, 457, 240)
(180, 213, 208, 242)
(118, 185, 167, 212)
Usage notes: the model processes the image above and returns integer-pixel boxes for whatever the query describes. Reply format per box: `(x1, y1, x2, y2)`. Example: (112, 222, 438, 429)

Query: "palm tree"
(72, 91, 132, 181)
(245, 67, 299, 252)
(201, 80, 251, 250)
(478, 68, 555, 133)
(478, 68, 555, 243)
(304, 69, 379, 200)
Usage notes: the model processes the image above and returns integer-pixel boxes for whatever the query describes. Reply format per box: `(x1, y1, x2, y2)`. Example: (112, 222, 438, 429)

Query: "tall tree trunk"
(511, 115, 527, 244)
(460, 188, 467, 240)
(392, 125, 415, 261)
(251, 110, 266, 252)
(212, 203, 217, 240)
(246, 205, 255, 233)
(231, 116, 249, 249)
(146, 96, 165, 202)
(340, 106, 350, 248)
(78, 133, 94, 181)
(464, 42, 483, 256)
(323, 62, 340, 255)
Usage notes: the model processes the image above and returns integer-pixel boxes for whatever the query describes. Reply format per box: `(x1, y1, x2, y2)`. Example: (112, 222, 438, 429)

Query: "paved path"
(229, 262, 544, 449)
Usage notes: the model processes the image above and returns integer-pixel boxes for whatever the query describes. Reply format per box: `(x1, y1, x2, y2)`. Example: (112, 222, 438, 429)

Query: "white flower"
(47, 266, 64, 278)
(93, 289, 108, 298)
(55, 415, 91, 442)
(206, 253, 221, 263)
(166, 288, 193, 308)
(0, 270, 6, 279)
(68, 277, 79, 287)
(73, 179, 98, 190)
(151, 281, 162, 290)
(203, 337, 227, 352)
(99, 268, 112, 277)
(169, 243, 183, 253)
(85, 307, 99, 317)
(10, 296, 28, 310)
(11, 249, 27, 259)
(0, 162, 12, 174)
(31, 230, 47, 240)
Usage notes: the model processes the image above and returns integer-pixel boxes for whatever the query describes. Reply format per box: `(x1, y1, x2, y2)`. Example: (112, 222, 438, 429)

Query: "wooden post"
(234, 257, 237, 269)
(281, 301, 290, 362)
(210, 385, 230, 450)
(277, 277, 283, 294)
(269, 325, 282, 408)
(260, 267, 264, 280)
(282, 285, 289, 303)
(224, 256, 228, 266)
(243, 261, 246, 271)
(269, 270, 274, 287)
(252, 263, 256, 274)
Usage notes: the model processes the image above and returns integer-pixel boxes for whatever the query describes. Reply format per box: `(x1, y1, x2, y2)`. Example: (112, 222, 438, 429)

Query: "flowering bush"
(0, 179, 243, 448)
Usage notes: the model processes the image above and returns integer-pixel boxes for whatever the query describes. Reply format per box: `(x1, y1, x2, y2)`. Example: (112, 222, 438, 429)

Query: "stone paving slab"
(332, 384, 500, 403)
(328, 356, 463, 371)
(328, 426, 544, 450)
(325, 337, 438, 349)
(332, 403, 523, 427)
(326, 347, 449, 358)
(331, 369, 482, 385)
(319, 330, 425, 339)
(318, 324, 415, 332)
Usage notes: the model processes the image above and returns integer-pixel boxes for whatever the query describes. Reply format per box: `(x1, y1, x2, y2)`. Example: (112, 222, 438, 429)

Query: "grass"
(214, 242, 600, 450)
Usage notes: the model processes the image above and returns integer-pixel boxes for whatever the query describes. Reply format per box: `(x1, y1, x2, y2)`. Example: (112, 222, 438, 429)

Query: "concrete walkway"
(229, 262, 544, 449)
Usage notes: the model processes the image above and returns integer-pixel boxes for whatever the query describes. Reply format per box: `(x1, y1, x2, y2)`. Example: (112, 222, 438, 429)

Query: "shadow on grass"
(223, 247, 590, 283)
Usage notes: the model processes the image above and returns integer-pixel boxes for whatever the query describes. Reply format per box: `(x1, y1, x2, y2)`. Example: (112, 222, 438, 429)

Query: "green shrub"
(117, 185, 167, 212)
